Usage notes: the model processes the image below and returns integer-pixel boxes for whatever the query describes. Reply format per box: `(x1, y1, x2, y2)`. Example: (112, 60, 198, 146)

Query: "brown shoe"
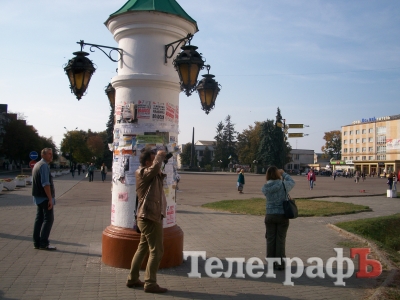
(126, 280, 145, 288)
(144, 285, 168, 293)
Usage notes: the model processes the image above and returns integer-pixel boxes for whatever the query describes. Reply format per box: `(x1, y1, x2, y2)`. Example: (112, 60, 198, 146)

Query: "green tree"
(180, 142, 194, 167)
(237, 121, 262, 165)
(223, 115, 237, 163)
(199, 146, 212, 167)
(257, 120, 279, 168)
(321, 130, 341, 159)
(213, 121, 227, 167)
(0, 120, 58, 165)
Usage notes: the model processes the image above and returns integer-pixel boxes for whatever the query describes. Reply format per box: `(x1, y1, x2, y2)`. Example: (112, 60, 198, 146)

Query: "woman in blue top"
(237, 169, 245, 193)
(261, 166, 295, 270)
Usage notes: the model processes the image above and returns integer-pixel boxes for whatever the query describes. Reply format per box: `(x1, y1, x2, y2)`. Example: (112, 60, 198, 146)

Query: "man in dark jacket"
(126, 147, 167, 293)
(32, 148, 56, 250)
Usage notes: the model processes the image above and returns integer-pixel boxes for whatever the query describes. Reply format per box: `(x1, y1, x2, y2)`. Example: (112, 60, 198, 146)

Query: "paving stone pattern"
(0, 171, 398, 299)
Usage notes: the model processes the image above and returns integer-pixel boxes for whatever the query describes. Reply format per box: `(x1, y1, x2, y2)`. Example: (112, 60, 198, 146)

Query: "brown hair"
(266, 166, 280, 180)
(139, 147, 156, 167)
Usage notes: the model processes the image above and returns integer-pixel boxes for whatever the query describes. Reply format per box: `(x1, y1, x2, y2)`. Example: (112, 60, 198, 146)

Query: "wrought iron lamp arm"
(77, 40, 123, 63)
(164, 33, 194, 64)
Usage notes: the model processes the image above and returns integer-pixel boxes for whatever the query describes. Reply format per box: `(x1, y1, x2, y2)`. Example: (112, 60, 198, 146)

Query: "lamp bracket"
(77, 40, 123, 63)
(164, 33, 194, 64)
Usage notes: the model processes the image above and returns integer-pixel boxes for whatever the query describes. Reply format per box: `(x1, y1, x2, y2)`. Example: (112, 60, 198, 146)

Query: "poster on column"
(137, 100, 151, 119)
(165, 103, 175, 123)
(152, 102, 165, 121)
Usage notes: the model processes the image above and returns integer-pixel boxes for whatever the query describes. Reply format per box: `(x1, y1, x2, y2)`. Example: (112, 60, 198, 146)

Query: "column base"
(102, 224, 183, 269)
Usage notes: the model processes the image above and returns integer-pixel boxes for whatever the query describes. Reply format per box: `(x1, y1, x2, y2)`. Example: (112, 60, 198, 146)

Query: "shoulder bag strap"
(282, 182, 288, 200)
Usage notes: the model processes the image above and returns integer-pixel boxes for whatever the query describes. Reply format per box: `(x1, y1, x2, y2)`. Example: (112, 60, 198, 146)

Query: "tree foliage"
(199, 146, 212, 167)
(60, 129, 108, 165)
(321, 130, 341, 159)
(237, 121, 262, 165)
(0, 120, 58, 164)
(213, 115, 237, 168)
(180, 142, 197, 167)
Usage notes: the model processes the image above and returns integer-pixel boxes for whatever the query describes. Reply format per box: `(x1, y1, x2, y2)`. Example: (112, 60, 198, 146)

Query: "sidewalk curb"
(327, 223, 398, 300)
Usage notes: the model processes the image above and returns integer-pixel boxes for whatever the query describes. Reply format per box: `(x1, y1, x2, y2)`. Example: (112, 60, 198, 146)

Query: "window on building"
(343, 148, 348, 153)
(356, 130, 360, 134)
(198, 150, 204, 156)
(377, 146, 386, 153)
(349, 148, 353, 153)
(377, 127, 386, 134)
(369, 137, 373, 142)
(349, 156, 354, 160)
(362, 156, 366, 160)
(356, 138, 360, 143)
(349, 130, 353, 135)
(343, 157, 347, 160)
(356, 156, 360, 160)
(362, 147, 366, 152)
(356, 148, 360, 153)
(369, 156, 373, 160)
(377, 155, 386, 160)
(293, 154, 300, 160)
(362, 129, 366, 134)
(369, 147, 373, 152)
(343, 131, 347, 136)
(343, 140, 348, 145)
(350, 139, 354, 144)
(362, 138, 366, 143)
(369, 128, 373, 133)
(377, 136, 386, 144)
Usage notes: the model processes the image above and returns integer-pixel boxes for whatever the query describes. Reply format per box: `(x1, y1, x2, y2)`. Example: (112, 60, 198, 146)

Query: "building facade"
(285, 149, 314, 173)
(341, 114, 400, 175)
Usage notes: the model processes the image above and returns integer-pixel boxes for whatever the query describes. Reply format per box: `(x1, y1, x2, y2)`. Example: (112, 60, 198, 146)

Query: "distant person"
(261, 166, 295, 270)
(333, 171, 337, 181)
(307, 169, 316, 190)
(32, 148, 56, 251)
(175, 173, 180, 190)
(100, 163, 108, 182)
(237, 169, 245, 193)
(387, 173, 394, 190)
(393, 173, 398, 190)
(361, 171, 366, 182)
(77, 164, 82, 175)
(88, 163, 95, 182)
(355, 170, 360, 183)
(70, 164, 76, 178)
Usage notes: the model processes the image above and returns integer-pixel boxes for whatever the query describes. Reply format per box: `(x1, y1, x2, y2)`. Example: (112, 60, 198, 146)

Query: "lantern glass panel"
(75, 71, 84, 89)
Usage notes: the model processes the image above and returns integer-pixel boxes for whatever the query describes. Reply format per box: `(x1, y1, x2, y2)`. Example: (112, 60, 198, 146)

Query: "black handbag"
(282, 182, 298, 219)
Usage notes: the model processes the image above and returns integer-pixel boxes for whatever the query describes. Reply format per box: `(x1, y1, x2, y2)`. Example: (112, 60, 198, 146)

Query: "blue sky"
(1, 0, 399, 153)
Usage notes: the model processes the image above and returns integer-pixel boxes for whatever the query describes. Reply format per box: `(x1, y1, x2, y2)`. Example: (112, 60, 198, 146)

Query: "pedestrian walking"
(77, 164, 82, 175)
(126, 148, 168, 293)
(355, 170, 360, 183)
(32, 148, 56, 251)
(307, 169, 316, 190)
(333, 171, 337, 180)
(237, 169, 245, 193)
(361, 171, 366, 182)
(70, 164, 76, 178)
(100, 163, 108, 182)
(261, 166, 295, 270)
(88, 163, 95, 182)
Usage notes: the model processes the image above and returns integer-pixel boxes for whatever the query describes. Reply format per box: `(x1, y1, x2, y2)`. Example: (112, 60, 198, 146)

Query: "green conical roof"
(109, 0, 198, 31)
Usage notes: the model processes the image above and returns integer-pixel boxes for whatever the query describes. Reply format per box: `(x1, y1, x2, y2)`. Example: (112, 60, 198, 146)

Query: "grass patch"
(335, 214, 400, 265)
(201, 198, 371, 217)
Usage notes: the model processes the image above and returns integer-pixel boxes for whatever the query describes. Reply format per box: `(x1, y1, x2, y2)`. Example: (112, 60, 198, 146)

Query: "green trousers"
(127, 219, 164, 288)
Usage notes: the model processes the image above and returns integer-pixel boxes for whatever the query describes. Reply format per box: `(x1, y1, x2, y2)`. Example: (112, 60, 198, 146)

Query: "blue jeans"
(101, 172, 106, 181)
(264, 214, 289, 261)
(309, 180, 314, 189)
(33, 200, 54, 248)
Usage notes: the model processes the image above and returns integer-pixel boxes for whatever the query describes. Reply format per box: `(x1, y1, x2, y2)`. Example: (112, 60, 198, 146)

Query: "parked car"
(335, 170, 344, 177)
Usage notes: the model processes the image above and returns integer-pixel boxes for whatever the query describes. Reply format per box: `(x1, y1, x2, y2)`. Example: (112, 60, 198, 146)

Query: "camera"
(164, 152, 173, 164)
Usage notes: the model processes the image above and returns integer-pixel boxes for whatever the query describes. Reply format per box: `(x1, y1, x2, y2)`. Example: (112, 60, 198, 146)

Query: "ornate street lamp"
(64, 40, 123, 100)
(173, 44, 204, 96)
(105, 83, 116, 108)
(196, 65, 221, 115)
(64, 50, 96, 100)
